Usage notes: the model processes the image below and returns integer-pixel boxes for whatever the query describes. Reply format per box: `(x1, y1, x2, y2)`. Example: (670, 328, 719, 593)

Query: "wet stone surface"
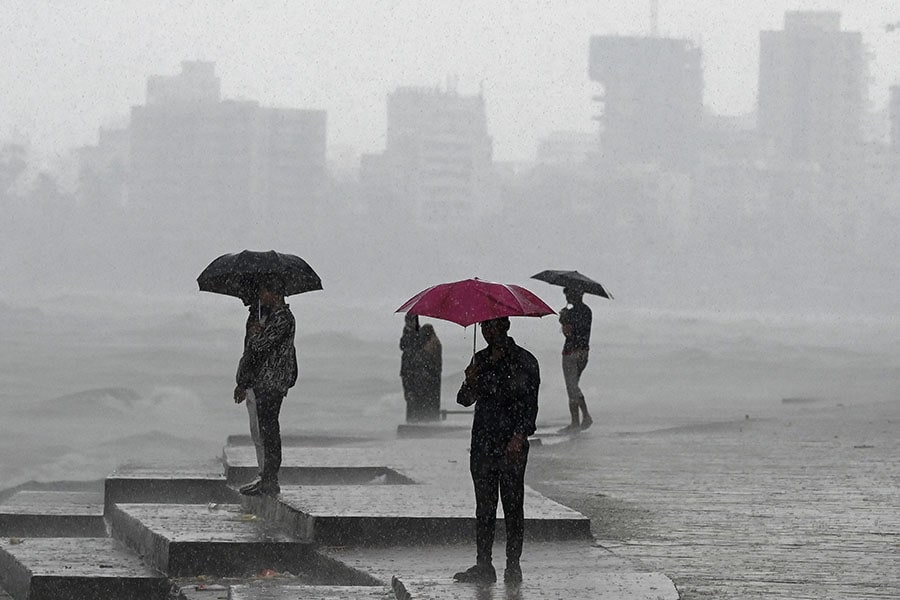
(241, 483, 590, 546)
(109, 503, 311, 577)
(0, 537, 167, 600)
(105, 466, 236, 506)
(0, 491, 106, 537)
(225, 584, 394, 599)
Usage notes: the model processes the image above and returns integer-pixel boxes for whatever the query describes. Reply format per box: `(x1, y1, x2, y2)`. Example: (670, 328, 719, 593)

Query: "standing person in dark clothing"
(453, 317, 540, 585)
(400, 315, 443, 421)
(400, 313, 424, 421)
(417, 324, 442, 420)
(234, 277, 298, 496)
(236, 298, 271, 493)
(559, 287, 593, 432)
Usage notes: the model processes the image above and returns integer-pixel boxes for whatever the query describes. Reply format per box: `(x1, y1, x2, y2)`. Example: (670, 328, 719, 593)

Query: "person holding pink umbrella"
(454, 317, 539, 585)
(397, 278, 550, 585)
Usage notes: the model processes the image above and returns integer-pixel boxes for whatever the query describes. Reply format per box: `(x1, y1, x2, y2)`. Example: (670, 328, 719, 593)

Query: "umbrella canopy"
(531, 270, 613, 299)
(396, 278, 555, 327)
(197, 250, 322, 302)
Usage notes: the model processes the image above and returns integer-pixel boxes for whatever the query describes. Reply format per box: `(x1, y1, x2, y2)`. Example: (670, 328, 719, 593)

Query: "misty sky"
(2, 0, 899, 162)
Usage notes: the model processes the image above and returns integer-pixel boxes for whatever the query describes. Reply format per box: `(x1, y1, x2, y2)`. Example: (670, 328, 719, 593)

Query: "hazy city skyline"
(3, 0, 899, 163)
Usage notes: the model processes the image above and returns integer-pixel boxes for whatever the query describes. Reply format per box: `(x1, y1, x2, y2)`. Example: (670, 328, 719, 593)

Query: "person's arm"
(457, 355, 481, 407)
(513, 352, 540, 437)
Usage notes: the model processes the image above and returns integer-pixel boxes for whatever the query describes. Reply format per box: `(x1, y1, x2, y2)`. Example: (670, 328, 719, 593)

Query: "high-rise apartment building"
(588, 35, 703, 169)
(758, 11, 866, 166)
(367, 85, 495, 225)
(128, 62, 326, 223)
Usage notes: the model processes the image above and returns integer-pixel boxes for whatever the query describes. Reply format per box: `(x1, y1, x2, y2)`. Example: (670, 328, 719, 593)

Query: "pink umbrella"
(396, 278, 555, 350)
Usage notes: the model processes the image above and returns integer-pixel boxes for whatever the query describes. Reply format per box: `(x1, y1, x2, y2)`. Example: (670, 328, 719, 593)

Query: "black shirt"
(560, 301, 591, 353)
(457, 337, 540, 457)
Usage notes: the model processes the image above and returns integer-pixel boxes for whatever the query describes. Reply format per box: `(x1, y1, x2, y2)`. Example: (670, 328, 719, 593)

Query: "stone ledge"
(0, 537, 168, 600)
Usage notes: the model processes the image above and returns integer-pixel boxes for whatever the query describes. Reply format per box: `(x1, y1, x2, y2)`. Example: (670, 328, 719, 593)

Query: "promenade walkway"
(0, 425, 679, 599)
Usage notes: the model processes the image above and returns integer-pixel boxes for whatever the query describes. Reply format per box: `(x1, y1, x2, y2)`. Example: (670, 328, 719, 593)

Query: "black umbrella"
(531, 270, 613, 299)
(197, 250, 322, 302)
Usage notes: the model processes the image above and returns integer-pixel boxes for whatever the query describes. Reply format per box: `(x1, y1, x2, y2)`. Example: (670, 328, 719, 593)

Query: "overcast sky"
(2, 0, 898, 162)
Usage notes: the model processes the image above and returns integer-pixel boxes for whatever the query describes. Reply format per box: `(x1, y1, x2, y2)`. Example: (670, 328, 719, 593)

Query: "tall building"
(891, 86, 900, 153)
(535, 131, 598, 166)
(365, 85, 495, 225)
(128, 61, 326, 225)
(589, 35, 703, 170)
(758, 11, 866, 167)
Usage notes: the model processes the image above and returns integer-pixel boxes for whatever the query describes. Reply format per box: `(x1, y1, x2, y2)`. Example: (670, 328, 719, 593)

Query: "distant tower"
(589, 35, 703, 169)
(650, 0, 659, 36)
(381, 86, 495, 225)
(758, 11, 866, 167)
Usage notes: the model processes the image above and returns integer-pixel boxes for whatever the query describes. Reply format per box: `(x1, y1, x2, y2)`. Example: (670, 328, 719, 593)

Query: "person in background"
(400, 313, 424, 421)
(417, 323, 442, 420)
(236, 297, 270, 494)
(558, 287, 593, 432)
(400, 315, 443, 422)
(453, 317, 539, 585)
(233, 276, 298, 496)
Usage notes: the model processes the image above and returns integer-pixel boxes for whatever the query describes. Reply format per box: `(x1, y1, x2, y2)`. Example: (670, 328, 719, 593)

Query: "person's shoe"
(240, 480, 263, 496)
(504, 561, 522, 584)
(258, 479, 281, 496)
(557, 423, 580, 434)
(239, 477, 262, 494)
(453, 563, 496, 583)
(580, 415, 593, 430)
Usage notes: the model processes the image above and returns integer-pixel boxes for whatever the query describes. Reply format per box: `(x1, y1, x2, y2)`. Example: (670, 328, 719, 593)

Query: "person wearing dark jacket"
(453, 317, 540, 585)
(400, 315, 443, 422)
(237, 299, 271, 491)
(233, 277, 298, 496)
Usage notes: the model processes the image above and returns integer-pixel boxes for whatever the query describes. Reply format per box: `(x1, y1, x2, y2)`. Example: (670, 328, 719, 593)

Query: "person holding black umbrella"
(233, 276, 298, 496)
(559, 287, 593, 432)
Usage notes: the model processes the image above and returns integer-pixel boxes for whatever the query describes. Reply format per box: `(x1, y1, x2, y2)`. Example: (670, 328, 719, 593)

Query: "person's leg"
(245, 389, 265, 474)
(472, 454, 499, 567)
(454, 453, 498, 582)
(575, 350, 592, 429)
(562, 353, 581, 429)
(499, 443, 528, 582)
(256, 391, 284, 493)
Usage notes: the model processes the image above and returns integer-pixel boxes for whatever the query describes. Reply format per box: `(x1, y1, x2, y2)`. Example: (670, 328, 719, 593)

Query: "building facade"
(128, 61, 326, 226)
(758, 11, 866, 167)
(589, 35, 703, 170)
(366, 85, 495, 226)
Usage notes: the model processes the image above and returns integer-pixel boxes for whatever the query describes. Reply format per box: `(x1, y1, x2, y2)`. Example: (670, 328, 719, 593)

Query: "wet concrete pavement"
(526, 400, 900, 599)
(0, 428, 679, 599)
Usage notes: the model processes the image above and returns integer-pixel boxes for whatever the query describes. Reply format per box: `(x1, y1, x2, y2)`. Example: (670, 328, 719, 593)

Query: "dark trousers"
(255, 390, 284, 483)
(470, 443, 529, 566)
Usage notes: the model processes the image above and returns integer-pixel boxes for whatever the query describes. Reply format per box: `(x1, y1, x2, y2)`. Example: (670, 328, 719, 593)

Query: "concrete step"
(395, 422, 470, 439)
(0, 491, 106, 537)
(224, 446, 414, 486)
(104, 466, 237, 509)
(327, 543, 680, 600)
(241, 484, 591, 546)
(224, 584, 394, 599)
(226, 433, 377, 447)
(0, 537, 168, 600)
(107, 502, 313, 577)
